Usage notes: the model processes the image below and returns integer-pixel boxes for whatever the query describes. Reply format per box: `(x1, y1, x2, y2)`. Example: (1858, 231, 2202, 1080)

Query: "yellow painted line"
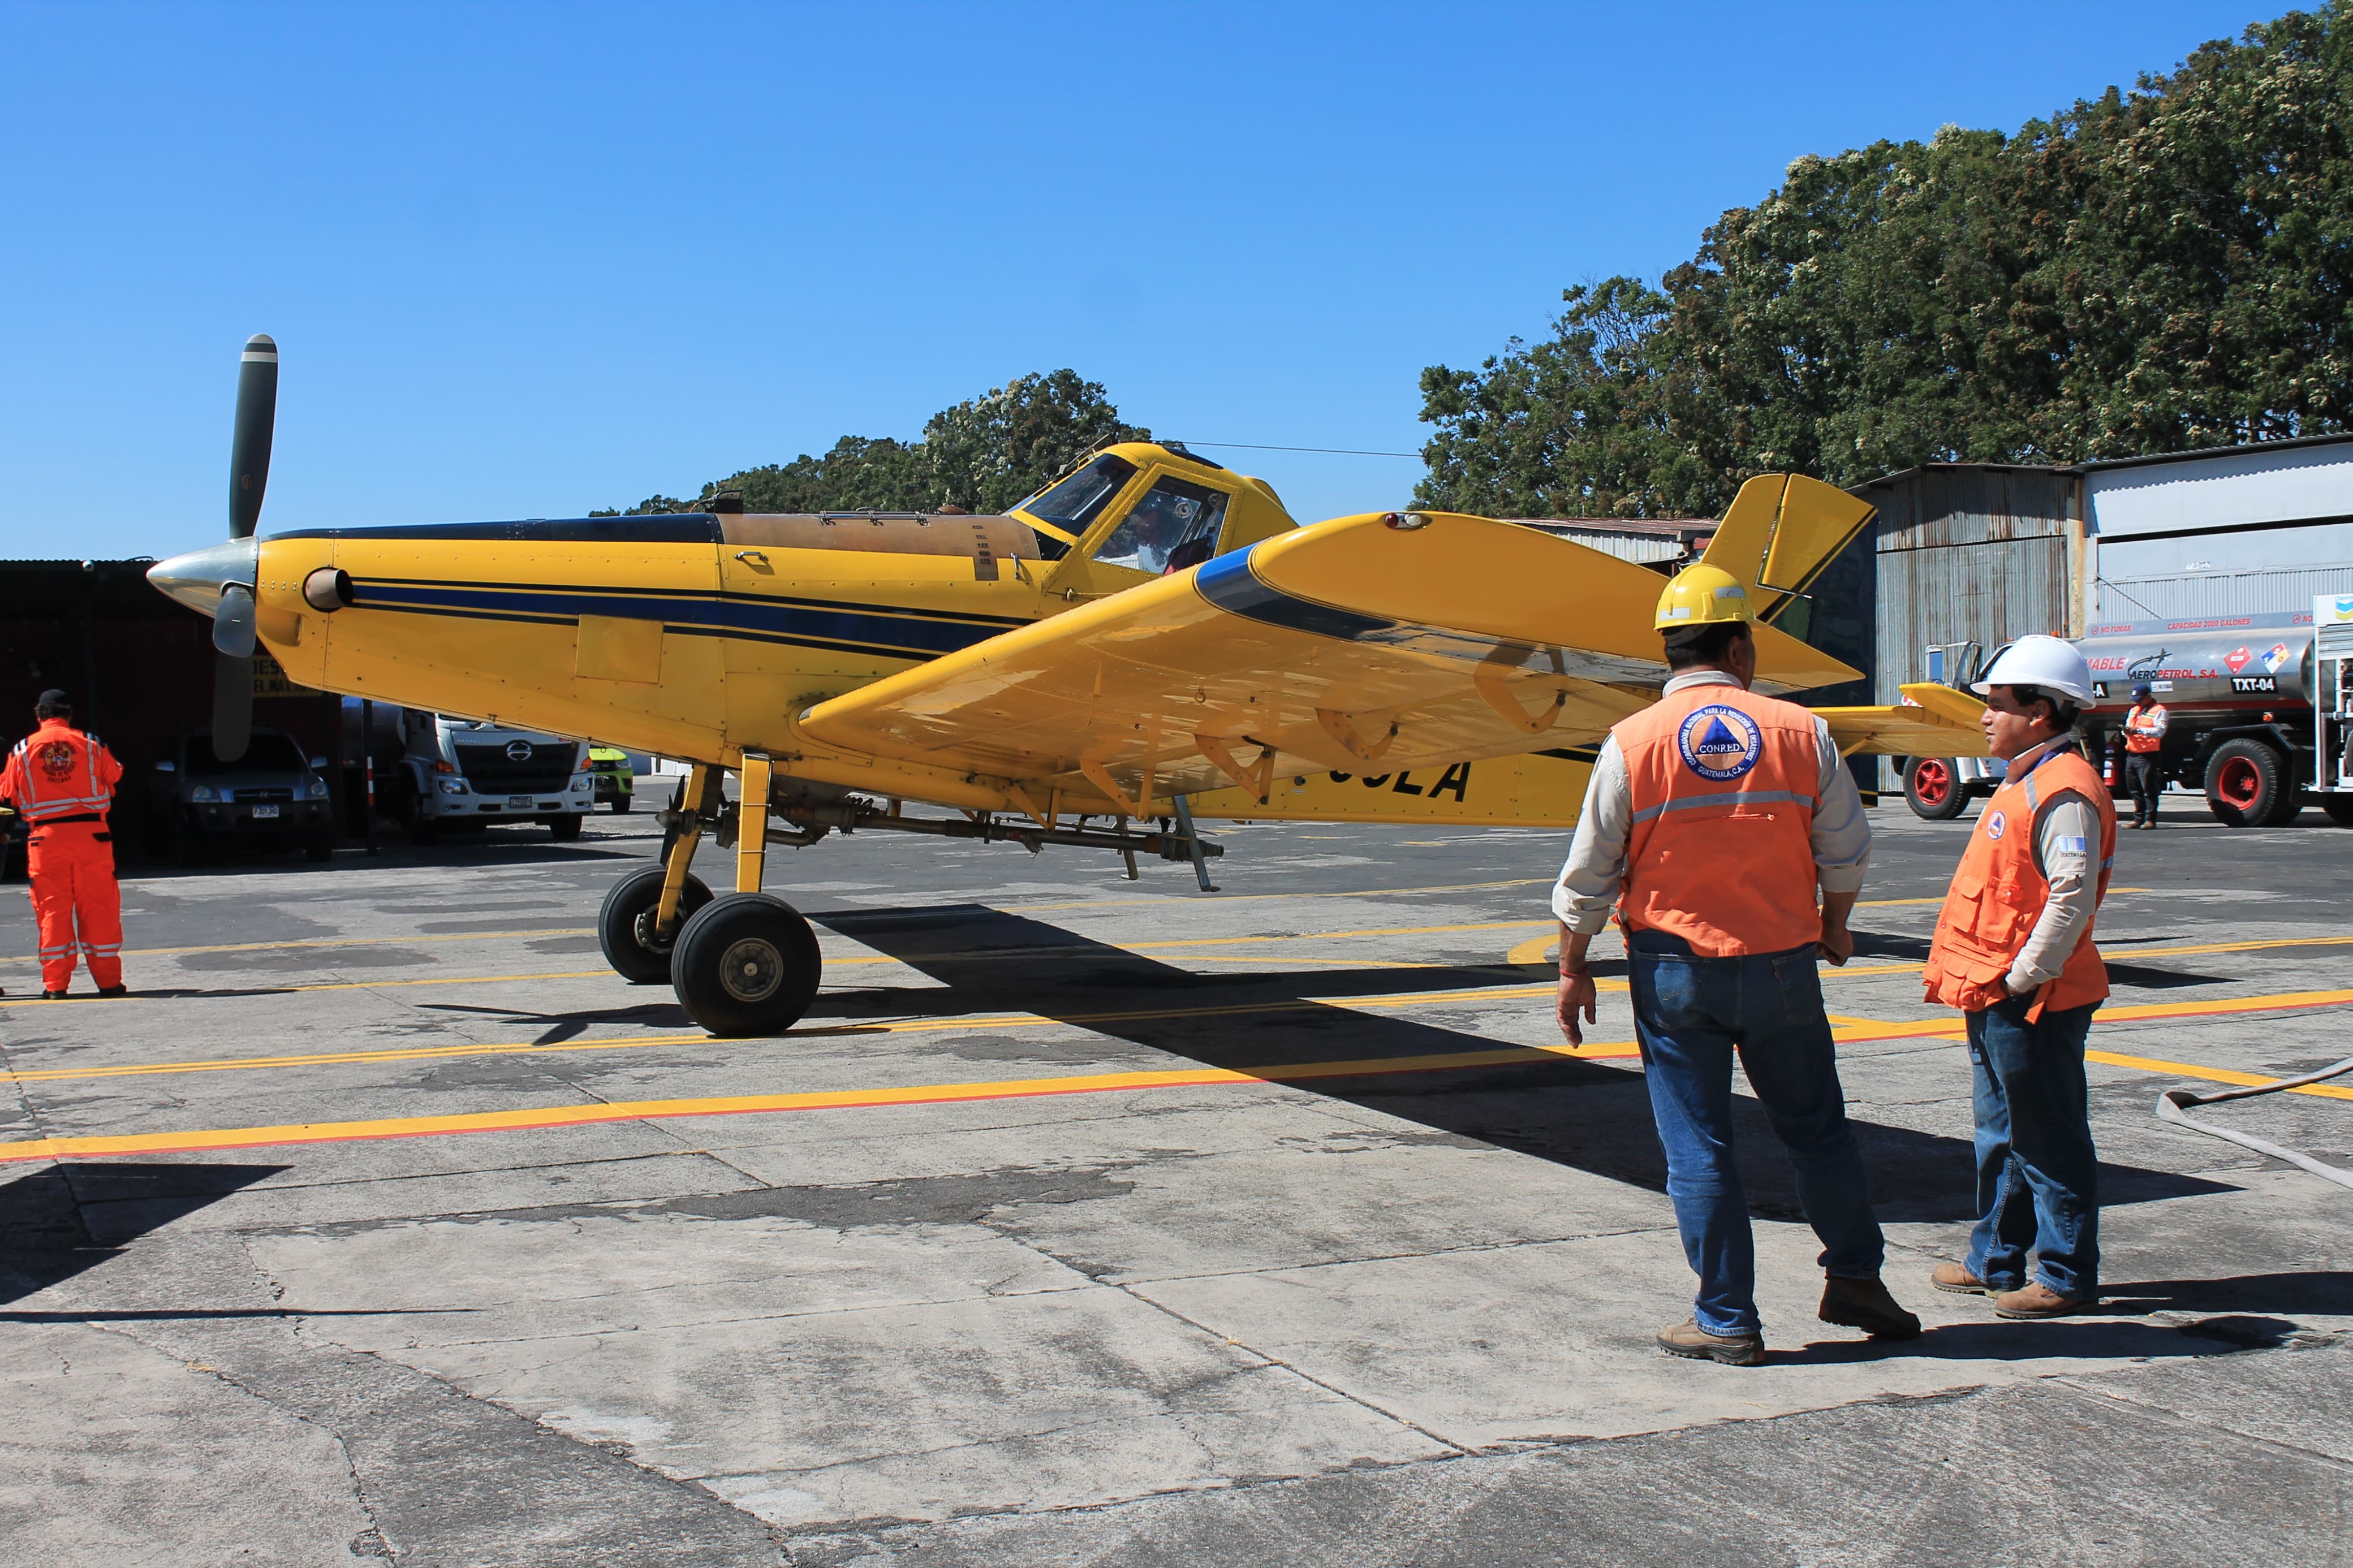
(0, 927, 593, 965)
(1, 978, 1637, 1088)
(2084, 1049, 2353, 1102)
(1014, 877, 1553, 913)
(0, 1039, 1640, 1163)
(3, 1034, 718, 1083)
(0, 969, 615, 1007)
(10, 987, 2347, 1164)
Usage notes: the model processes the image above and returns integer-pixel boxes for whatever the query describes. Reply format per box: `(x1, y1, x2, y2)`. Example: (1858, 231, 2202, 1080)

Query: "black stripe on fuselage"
(270, 516, 725, 545)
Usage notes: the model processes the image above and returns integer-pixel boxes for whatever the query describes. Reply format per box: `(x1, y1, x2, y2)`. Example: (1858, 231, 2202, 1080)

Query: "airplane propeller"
(146, 335, 278, 761)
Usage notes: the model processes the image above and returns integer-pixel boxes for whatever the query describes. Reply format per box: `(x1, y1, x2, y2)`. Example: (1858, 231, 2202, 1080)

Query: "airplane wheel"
(671, 893, 821, 1038)
(598, 864, 713, 984)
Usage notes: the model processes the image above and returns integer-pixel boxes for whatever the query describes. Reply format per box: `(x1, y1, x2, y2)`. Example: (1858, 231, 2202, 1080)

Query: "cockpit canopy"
(1009, 443, 1294, 576)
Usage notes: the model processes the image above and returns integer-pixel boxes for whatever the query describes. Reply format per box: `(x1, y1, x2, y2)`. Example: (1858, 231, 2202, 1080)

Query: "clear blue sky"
(1, 1, 2263, 559)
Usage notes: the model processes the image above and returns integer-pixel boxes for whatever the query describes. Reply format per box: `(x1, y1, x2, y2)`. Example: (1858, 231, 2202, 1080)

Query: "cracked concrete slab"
(2, 808, 2348, 1561)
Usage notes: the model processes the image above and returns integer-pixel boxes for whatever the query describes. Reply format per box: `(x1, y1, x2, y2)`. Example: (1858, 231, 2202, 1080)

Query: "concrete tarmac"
(0, 799, 2348, 1565)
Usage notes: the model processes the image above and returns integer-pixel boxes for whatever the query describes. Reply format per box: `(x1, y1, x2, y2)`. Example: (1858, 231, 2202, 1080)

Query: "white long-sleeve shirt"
(1551, 670, 1872, 934)
(1999, 737, 2101, 995)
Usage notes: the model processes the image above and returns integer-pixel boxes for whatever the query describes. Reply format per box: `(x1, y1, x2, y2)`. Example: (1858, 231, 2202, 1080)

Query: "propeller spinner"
(149, 334, 276, 762)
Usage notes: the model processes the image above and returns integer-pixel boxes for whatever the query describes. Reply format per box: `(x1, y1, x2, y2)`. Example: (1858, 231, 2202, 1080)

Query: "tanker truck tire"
(2321, 796, 2353, 827)
(1903, 758, 1971, 821)
(2205, 740, 2292, 828)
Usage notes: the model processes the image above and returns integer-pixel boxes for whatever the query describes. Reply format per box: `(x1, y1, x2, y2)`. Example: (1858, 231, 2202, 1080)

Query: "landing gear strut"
(602, 756, 825, 1038)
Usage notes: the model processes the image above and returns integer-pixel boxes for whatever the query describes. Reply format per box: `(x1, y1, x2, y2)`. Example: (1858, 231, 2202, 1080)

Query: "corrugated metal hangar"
(1850, 434, 2353, 703)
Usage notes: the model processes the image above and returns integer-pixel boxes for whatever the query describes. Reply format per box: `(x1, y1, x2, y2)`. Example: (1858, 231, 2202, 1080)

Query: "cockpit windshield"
(1091, 474, 1230, 575)
(1012, 454, 1137, 560)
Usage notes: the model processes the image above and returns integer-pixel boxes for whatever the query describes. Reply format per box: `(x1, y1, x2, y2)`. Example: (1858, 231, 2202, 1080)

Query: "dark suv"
(147, 727, 335, 862)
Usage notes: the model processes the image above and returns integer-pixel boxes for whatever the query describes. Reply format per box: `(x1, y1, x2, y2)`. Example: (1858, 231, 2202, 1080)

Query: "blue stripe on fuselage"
(352, 580, 1016, 658)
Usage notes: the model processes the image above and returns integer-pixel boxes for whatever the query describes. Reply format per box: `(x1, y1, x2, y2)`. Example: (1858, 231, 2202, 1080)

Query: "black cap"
(35, 689, 69, 711)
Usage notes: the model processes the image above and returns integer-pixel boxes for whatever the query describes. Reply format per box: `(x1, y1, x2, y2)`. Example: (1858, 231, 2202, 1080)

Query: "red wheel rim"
(1913, 759, 1952, 806)
(2217, 755, 2263, 810)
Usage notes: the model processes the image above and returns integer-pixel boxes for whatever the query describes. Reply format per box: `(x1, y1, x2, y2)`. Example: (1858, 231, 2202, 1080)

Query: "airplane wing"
(1814, 684, 1994, 759)
(795, 511, 1864, 815)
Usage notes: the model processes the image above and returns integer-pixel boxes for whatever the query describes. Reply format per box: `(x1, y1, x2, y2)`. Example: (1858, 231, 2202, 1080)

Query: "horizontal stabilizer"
(1813, 683, 1992, 758)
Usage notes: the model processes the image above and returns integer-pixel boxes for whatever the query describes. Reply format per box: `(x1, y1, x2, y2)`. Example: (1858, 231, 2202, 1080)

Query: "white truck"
(388, 709, 594, 844)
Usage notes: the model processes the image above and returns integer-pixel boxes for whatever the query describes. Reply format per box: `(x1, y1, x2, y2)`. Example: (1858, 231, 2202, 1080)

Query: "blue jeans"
(1627, 931, 1886, 1337)
(1965, 997, 2101, 1300)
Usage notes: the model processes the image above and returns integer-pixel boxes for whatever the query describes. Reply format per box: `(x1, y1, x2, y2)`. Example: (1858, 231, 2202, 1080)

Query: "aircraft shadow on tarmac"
(0, 1161, 283, 1308)
(809, 905, 2233, 1226)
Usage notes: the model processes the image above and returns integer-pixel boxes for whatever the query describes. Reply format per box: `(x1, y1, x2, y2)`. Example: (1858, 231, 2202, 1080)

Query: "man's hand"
(1557, 968, 1597, 1046)
(1817, 888, 1859, 967)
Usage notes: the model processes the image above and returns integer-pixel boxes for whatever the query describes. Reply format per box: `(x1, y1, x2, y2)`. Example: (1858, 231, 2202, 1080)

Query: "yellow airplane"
(150, 336, 1987, 1035)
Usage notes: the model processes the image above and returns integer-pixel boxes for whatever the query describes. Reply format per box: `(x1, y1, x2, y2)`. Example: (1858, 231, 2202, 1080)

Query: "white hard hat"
(1972, 634, 2095, 703)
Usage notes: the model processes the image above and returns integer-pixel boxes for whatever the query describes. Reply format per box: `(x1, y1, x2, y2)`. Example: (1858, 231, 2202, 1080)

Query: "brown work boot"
(1819, 1275, 1922, 1340)
(1931, 1262, 1997, 1295)
(1656, 1317, 1763, 1366)
(1993, 1282, 2092, 1320)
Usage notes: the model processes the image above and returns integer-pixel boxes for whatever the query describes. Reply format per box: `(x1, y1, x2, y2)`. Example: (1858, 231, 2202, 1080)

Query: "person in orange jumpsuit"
(0, 691, 126, 997)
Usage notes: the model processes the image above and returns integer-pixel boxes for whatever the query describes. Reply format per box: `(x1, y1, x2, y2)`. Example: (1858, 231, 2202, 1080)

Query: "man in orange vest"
(2120, 682, 2167, 828)
(1552, 565, 1918, 1366)
(1922, 636, 2115, 1319)
(0, 691, 127, 998)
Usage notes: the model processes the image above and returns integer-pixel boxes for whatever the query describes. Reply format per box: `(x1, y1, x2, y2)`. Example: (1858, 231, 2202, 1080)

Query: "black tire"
(170, 818, 200, 866)
(670, 892, 822, 1038)
(2205, 740, 2290, 827)
(305, 832, 334, 863)
(549, 813, 584, 842)
(597, 863, 714, 983)
(611, 795, 632, 814)
(2321, 795, 2353, 827)
(1903, 757, 1971, 821)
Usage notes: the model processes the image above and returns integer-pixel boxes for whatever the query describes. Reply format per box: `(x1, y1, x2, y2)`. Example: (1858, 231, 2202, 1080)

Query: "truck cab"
(393, 710, 593, 843)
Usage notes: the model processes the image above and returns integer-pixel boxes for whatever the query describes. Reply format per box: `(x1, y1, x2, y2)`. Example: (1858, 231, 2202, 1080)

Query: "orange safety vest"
(1614, 682, 1826, 957)
(2123, 704, 2166, 754)
(1922, 745, 2117, 1014)
(0, 719, 121, 824)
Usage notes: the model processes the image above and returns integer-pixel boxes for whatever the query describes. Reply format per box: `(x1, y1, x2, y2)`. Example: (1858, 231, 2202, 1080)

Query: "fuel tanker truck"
(1898, 599, 2353, 827)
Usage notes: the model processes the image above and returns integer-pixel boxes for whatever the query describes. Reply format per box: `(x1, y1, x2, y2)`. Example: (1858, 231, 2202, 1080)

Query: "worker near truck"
(1552, 563, 1920, 1367)
(2121, 683, 2168, 829)
(1922, 635, 2116, 1319)
(0, 690, 127, 999)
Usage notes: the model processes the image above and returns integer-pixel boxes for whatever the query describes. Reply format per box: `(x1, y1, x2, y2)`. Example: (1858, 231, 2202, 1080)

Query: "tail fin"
(1699, 474, 1875, 625)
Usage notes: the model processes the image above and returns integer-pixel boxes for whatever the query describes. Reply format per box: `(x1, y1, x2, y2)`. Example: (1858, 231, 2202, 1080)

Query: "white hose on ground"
(2155, 1055, 2353, 1192)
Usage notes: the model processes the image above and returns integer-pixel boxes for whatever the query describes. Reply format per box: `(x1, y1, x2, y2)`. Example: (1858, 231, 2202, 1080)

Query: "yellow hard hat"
(1653, 563, 1753, 629)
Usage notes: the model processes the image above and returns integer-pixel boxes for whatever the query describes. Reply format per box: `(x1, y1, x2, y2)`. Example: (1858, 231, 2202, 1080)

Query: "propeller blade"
(229, 334, 278, 540)
(213, 582, 258, 658)
(213, 653, 253, 762)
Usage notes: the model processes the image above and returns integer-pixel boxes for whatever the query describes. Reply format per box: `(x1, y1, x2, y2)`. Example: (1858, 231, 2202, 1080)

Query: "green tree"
(1417, 5, 2353, 513)
(600, 370, 1146, 516)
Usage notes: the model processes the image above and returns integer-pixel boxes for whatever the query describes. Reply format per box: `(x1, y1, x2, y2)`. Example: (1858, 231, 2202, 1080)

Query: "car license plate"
(508, 795, 533, 809)
(250, 804, 279, 819)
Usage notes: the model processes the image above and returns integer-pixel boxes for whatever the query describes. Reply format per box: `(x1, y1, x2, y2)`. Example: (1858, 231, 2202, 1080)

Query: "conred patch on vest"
(36, 741, 76, 783)
(1985, 809, 2007, 841)
(1675, 704, 1763, 782)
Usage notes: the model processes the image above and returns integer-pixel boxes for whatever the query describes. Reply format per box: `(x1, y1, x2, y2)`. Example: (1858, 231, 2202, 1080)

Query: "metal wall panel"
(1860, 466, 2076, 552)
(2096, 564, 2353, 622)
(1873, 536, 2070, 705)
